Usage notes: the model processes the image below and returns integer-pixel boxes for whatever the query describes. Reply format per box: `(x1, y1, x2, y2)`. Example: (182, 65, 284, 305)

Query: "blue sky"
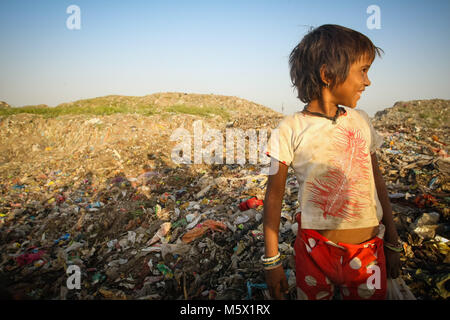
(0, 0, 449, 117)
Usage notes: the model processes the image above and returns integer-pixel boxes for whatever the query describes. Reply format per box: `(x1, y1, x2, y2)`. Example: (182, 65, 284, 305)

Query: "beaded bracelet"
(384, 239, 403, 248)
(260, 252, 280, 263)
(261, 252, 282, 270)
(262, 256, 281, 266)
(264, 261, 282, 271)
(384, 241, 404, 253)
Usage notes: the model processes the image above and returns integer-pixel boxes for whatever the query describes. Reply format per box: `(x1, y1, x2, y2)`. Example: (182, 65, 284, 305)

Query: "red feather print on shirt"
(306, 126, 370, 221)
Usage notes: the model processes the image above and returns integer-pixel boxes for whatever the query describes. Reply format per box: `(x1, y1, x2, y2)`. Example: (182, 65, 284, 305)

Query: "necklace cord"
(302, 105, 344, 123)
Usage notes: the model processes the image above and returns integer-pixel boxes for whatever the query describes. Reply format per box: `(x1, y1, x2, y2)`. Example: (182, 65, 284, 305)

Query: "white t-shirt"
(266, 106, 384, 230)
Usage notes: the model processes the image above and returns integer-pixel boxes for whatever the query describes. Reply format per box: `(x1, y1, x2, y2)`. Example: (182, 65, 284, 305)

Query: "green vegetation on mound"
(0, 95, 231, 120)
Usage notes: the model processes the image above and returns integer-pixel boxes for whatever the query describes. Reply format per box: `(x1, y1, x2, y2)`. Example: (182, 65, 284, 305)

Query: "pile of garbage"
(0, 163, 284, 300)
(0, 101, 11, 110)
(371, 99, 450, 299)
(0, 95, 448, 300)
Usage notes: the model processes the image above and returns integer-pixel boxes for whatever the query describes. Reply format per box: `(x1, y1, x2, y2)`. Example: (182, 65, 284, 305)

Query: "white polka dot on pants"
(308, 238, 316, 248)
(305, 275, 317, 286)
(349, 257, 362, 269)
(357, 282, 376, 299)
(316, 291, 330, 300)
(341, 286, 350, 297)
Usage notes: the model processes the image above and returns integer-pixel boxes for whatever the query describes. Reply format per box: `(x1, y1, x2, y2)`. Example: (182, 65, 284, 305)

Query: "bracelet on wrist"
(263, 260, 282, 270)
(261, 252, 280, 263)
(261, 252, 283, 270)
(384, 238, 402, 247)
(262, 256, 281, 266)
(384, 243, 403, 253)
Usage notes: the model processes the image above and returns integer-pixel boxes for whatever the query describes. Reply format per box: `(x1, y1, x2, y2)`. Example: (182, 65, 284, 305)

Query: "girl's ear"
(320, 64, 330, 87)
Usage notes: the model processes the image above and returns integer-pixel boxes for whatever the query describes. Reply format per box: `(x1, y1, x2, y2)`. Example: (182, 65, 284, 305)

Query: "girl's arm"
(263, 159, 289, 299)
(263, 160, 289, 257)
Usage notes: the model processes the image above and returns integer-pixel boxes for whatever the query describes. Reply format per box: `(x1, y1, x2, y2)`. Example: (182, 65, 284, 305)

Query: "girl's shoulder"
(350, 108, 374, 128)
(278, 111, 301, 127)
(275, 111, 304, 129)
(351, 107, 370, 120)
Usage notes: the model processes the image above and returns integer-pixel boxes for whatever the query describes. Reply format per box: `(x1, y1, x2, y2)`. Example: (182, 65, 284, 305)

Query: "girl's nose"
(365, 74, 371, 87)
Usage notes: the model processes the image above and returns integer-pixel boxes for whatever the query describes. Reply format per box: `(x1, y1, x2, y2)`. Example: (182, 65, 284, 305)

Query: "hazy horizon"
(1, 0, 449, 117)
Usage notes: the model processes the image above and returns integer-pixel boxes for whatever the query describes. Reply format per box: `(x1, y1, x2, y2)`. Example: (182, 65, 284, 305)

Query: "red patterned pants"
(294, 214, 387, 300)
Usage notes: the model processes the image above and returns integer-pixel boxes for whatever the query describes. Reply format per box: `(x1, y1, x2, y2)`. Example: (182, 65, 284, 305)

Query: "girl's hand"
(384, 249, 400, 279)
(264, 265, 289, 300)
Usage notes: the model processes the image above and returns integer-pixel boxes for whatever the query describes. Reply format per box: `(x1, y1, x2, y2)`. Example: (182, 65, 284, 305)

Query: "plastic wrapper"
(386, 278, 416, 300)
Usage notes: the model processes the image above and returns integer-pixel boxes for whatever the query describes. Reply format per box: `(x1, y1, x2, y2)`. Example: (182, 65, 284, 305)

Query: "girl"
(263, 24, 401, 300)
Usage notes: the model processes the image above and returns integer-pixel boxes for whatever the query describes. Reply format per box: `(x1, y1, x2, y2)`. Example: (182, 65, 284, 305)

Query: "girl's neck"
(305, 100, 339, 118)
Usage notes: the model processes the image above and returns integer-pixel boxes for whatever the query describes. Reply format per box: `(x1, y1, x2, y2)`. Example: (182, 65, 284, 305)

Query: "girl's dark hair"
(289, 24, 384, 103)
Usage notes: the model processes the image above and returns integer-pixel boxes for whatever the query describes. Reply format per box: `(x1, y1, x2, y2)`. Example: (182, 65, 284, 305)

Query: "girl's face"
(330, 55, 372, 108)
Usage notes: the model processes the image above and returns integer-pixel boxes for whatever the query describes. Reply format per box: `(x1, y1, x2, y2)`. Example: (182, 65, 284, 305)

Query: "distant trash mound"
(0, 101, 11, 109)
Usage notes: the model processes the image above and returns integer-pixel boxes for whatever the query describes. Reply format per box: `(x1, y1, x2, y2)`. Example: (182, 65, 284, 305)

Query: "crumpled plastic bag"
(147, 222, 171, 246)
(160, 241, 191, 258)
(386, 278, 416, 300)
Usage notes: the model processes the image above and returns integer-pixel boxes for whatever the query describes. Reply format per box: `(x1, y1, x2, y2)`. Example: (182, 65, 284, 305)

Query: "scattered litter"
(0, 97, 448, 300)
